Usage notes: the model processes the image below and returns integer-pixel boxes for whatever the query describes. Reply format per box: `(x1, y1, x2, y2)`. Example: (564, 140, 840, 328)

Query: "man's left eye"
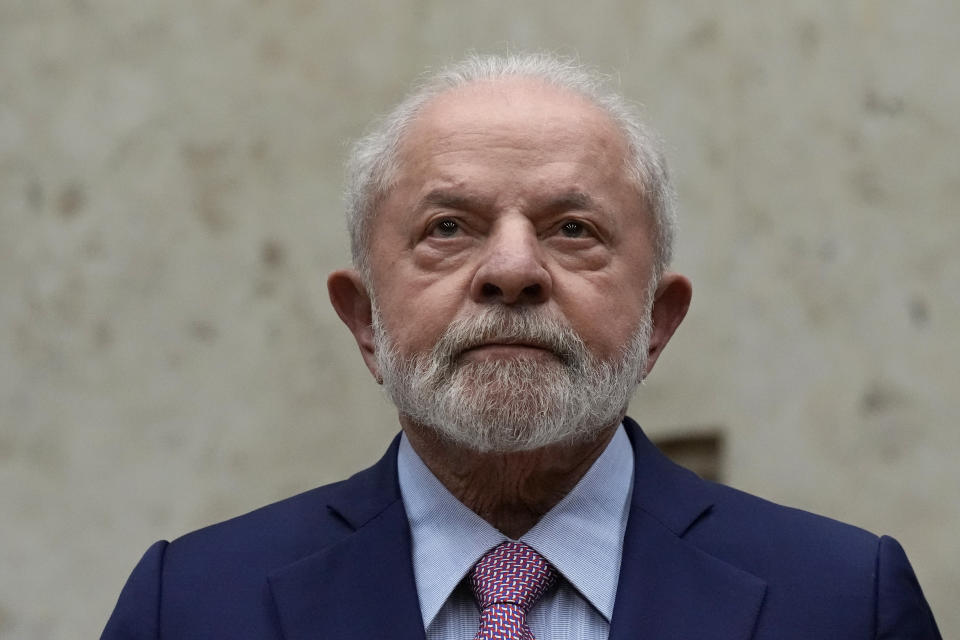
(560, 221, 586, 238)
(432, 219, 460, 237)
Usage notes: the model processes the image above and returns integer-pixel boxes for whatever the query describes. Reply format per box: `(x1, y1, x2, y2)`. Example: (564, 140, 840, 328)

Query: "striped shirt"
(397, 425, 634, 640)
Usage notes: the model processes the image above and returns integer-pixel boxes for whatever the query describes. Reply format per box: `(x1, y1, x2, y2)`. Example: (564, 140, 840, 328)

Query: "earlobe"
(327, 269, 381, 382)
(644, 272, 692, 377)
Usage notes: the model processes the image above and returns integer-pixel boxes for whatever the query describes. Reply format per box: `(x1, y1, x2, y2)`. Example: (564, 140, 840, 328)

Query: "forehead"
(394, 77, 634, 188)
(388, 78, 640, 209)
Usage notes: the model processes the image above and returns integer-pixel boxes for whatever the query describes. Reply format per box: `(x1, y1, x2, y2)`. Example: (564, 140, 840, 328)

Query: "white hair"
(344, 52, 678, 281)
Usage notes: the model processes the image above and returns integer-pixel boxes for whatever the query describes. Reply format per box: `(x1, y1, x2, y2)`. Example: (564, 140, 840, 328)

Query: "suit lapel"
(609, 506, 766, 640)
(267, 435, 427, 640)
(268, 499, 426, 640)
(609, 420, 767, 639)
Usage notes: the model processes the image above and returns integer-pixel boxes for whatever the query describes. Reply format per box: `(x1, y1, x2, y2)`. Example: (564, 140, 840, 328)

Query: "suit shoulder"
(703, 479, 878, 544)
(161, 479, 353, 576)
(100, 485, 351, 640)
(690, 478, 881, 578)
(105, 438, 403, 639)
(164, 436, 402, 570)
(187, 479, 350, 537)
(676, 479, 941, 638)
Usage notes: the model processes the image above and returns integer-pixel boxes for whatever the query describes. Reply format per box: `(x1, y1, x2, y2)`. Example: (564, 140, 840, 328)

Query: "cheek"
(373, 281, 464, 355)
(556, 274, 649, 351)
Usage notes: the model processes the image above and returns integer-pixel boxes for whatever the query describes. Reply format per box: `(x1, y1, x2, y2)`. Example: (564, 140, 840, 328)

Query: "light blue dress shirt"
(397, 425, 634, 640)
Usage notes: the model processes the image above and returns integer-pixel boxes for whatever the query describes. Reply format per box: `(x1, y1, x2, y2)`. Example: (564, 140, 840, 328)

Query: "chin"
(416, 371, 615, 453)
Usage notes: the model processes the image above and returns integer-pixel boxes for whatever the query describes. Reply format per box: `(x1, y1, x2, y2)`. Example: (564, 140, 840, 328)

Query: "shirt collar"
(397, 425, 634, 628)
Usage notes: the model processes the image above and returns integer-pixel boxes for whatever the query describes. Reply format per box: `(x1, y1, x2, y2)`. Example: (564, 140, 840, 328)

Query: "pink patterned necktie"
(470, 541, 558, 640)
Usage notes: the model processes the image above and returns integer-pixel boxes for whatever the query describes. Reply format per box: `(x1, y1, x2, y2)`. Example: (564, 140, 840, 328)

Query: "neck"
(401, 416, 621, 539)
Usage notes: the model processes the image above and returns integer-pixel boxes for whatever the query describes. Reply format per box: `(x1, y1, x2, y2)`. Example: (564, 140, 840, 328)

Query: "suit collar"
(318, 419, 713, 536)
(621, 417, 715, 535)
(323, 433, 405, 530)
(611, 418, 767, 640)
(268, 434, 427, 640)
(324, 420, 714, 536)
(609, 504, 767, 640)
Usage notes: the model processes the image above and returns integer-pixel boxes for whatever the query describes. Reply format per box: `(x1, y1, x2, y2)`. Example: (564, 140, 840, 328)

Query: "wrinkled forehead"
(397, 77, 634, 171)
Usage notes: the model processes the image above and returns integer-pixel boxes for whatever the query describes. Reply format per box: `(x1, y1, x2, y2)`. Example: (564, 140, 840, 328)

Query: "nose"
(470, 219, 552, 306)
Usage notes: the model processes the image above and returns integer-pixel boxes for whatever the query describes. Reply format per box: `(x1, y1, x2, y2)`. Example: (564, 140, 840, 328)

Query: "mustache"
(430, 307, 588, 367)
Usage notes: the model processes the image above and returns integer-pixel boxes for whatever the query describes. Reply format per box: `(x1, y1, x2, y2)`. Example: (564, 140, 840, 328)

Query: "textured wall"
(2, 1, 957, 637)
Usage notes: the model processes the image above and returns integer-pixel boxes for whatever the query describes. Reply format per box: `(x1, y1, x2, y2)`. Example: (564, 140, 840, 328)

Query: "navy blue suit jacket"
(102, 418, 941, 639)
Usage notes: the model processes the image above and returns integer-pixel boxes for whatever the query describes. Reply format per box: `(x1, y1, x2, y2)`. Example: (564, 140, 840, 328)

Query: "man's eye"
(560, 221, 587, 238)
(432, 219, 460, 237)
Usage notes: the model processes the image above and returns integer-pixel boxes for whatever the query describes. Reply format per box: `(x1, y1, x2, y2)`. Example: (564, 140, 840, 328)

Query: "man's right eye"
(432, 219, 460, 237)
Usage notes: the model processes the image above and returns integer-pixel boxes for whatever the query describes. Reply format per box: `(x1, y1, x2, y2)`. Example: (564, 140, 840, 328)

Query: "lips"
(457, 340, 562, 364)
(462, 338, 553, 352)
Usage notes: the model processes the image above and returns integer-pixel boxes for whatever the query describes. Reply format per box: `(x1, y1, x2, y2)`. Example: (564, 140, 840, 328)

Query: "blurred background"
(2, 1, 957, 637)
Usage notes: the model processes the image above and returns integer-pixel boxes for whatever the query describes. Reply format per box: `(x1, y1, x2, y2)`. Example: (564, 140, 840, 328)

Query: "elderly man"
(103, 54, 941, 639)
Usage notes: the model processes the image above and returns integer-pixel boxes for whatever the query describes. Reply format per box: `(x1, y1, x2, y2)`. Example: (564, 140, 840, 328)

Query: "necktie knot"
(470, 541, 557, 638)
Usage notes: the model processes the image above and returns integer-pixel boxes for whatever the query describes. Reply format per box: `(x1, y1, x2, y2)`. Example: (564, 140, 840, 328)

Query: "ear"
(644, 271, 692, 378)
(327, 269, 381, 383)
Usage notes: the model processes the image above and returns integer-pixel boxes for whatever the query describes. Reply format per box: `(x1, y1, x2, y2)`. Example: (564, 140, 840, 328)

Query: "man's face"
(351, 78, 677, 451)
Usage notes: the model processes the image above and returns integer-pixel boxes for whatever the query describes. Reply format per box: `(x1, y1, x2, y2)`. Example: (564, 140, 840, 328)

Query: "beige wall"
(2, 2, 957, 637)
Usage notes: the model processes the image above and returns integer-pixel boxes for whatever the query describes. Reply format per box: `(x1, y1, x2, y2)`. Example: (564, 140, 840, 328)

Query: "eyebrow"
(419, 189, 493, 213)
(416, 188, 608, 219)
(543, 191, 600, 213)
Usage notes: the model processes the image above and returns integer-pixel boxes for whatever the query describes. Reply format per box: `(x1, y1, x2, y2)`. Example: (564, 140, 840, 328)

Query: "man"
(103, 53, 941, 639)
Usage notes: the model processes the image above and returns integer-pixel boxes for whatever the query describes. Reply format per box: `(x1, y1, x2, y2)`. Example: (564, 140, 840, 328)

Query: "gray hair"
(344, 52, 677, 281)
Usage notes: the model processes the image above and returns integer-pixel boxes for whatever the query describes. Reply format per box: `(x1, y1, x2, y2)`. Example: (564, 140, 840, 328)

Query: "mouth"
(458, 340, 560, 363)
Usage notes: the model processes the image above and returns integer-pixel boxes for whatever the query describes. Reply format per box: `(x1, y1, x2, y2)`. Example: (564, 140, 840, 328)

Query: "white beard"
(372, 304, 651, 453)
